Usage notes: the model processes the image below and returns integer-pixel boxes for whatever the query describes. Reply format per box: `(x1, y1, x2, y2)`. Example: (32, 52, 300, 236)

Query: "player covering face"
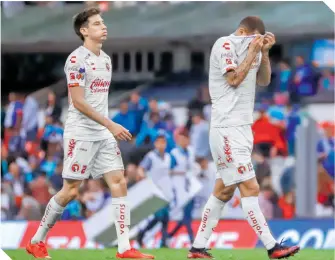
(26, 8, 154, 259)
(187, 16, 300, 259)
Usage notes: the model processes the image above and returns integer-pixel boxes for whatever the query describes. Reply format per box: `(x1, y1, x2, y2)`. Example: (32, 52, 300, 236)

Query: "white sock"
(31, 196, 65, 244)
(193, 194, 225, 249)
(112, 197, 131, 254)
(241, 196, 277, 250)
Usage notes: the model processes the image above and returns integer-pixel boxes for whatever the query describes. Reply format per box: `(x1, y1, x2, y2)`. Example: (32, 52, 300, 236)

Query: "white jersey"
(209, 34, 262, 127)
(64, 46, 114, 141)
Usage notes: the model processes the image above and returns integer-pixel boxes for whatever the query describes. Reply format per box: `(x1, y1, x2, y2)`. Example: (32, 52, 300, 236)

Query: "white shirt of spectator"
(209, 34, 262, 127)
(64, 46, 114, 141)
(140, 150, 174, 201)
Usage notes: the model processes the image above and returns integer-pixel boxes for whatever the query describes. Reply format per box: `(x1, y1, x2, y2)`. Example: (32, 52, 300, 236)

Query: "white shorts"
(210, 125, 255, 186)
(62, 138, 124, 180)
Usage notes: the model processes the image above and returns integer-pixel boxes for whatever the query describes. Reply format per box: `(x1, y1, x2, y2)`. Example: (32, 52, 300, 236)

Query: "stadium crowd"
(1, 55, 334, 224)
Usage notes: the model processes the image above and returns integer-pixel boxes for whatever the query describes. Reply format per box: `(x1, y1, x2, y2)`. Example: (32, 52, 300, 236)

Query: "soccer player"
(137, 131, 177, 248)
(168, 128, 195, 243)
(25, 8, 154, 259)
(187, 16, 300, 259)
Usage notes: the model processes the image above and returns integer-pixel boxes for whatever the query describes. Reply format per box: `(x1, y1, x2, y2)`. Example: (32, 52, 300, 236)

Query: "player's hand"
(107, 121, 132, 141)
(248, 35, 264, 56)
(262, 32, 276, 53)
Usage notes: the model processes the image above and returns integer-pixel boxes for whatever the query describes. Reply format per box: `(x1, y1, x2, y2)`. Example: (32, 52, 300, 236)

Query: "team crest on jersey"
(71, 162, 81, 173)
(106, 63, 110, 72)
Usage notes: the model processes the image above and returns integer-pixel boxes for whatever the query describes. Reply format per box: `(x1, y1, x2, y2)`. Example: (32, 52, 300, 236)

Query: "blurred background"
(1, 1, 334, 250)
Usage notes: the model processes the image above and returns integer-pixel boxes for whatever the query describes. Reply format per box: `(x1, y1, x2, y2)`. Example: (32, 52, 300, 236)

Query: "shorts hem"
(223, 174, 256, 187)
(93, 167, 125, 179)
(62, 175, 86, 181)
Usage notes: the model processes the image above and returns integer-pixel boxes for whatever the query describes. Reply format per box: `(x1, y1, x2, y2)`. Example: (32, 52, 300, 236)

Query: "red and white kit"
(63, 46, 123, 180)
(208, 34, 262, 186)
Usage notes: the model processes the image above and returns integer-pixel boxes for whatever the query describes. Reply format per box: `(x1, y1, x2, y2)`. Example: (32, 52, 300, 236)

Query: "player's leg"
(238, 178, 300, 259)
(96, 138, 154, 259)
(27, 179, 82, 259)
(188, 179, 236, 258)
(27, 138, 93, 259)
(234, 125, 299, 259)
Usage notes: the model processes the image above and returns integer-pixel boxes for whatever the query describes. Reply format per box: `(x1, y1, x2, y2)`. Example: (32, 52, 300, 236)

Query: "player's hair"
(239, 16, 265, 35)
(73, 7, 101, 41)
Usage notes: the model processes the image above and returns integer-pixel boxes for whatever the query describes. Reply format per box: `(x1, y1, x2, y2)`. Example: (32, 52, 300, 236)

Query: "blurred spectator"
(45, 91, 62, 122)
(4, 92, 23, 152)
(113, 100, 136, 135)
(29, 172, 52, 208)
(318, 69, 334, 92)
(276, 59, 292, 93)
(49, 162, 63, 193)
(285, 104, 301, 156)
(1, 145, 9, 177)
(4, 162, 25, 210)
(317, 122, 334, 160)
(253, 104, 287, 157)
(82, 179, 109, 217)
(16, 186, 42, 220)
(278, 191, 295, 219)
(289, 56, 320, 101)
(190, 111, 210, 159)
(1, 182, 15, 220)
(19, 92, 39, 144)
(258, 184, 275, 219)
(125, 164, 140, 188)
(128, 91, 149, 134)
(252, 152, 271, 185)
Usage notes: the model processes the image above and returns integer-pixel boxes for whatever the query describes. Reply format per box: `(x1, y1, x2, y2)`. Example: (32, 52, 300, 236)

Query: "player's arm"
(65, 58, 131, 141)
(222, 36, 263, 88)
(256, 32, 276, 87)
(256, 51, 271, 87)
(138, 154, 152, 180)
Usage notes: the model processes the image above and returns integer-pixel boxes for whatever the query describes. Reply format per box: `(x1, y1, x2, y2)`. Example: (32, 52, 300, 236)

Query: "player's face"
(84, 14, 107, 42)
(155, 137, 167, 152)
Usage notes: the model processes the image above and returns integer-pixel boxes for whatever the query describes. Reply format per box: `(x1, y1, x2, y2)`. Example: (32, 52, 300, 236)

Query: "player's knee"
(214, 186, 235, 202)
(58, 186, 79, 203)
(245, 182, 260, 196)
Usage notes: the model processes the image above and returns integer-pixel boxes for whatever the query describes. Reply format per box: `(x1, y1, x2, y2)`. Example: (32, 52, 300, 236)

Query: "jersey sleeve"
(64, 55, 86, 88)
(139, 154, 152, 171)
(218, 40, 238, 75)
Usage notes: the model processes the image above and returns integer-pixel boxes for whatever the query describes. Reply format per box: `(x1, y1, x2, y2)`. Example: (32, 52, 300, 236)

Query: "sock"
(112, 197, 131, 254)
(193, 195, 225, 249)
(31, 196, 65, 244)
(241, 196, 277, 250)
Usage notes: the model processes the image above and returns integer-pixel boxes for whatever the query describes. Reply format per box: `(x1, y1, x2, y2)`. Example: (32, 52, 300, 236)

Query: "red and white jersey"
(64, 46, 114, 141)
(209, 34, 262, 127)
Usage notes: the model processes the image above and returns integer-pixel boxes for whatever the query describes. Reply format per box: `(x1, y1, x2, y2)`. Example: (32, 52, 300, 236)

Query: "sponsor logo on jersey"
(90, 78, 110, 93)
(67, 139, 76, 158)
(223, 136, 233, 163)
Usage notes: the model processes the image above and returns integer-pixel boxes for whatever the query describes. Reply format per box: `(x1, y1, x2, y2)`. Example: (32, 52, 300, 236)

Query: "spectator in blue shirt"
(128, 91, 149, 134)
(289, 56, 320, 101)
(112, 100, 136, 135)
(276, 59, 292, 93)
(317, 122, 335, 160)
(285, 104, 301, 156)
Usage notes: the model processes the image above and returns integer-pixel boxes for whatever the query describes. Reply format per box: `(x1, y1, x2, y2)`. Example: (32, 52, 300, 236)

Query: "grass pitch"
(5, 248, 334, 260)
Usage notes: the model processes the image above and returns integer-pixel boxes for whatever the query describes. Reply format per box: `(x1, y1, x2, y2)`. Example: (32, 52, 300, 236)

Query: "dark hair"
(73, 7, 101, 41)
(239, 16, 265, 35)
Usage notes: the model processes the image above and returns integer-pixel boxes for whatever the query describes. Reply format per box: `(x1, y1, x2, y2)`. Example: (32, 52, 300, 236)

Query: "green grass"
(4, 249, 334, 260)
